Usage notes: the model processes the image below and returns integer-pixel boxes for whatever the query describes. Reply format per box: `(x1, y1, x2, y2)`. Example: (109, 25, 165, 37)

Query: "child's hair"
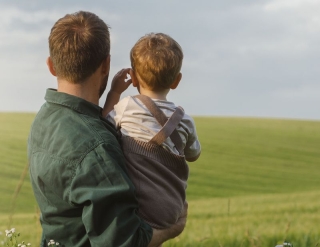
(130, 33, 183, 91)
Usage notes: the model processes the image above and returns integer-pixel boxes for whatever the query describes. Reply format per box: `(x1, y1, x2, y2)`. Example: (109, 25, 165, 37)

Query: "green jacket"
(28, 89, 152, 247)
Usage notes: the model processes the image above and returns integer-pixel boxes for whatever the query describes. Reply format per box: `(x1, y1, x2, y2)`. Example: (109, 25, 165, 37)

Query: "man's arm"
(102, 68, 132, 117)
(70, 141, 152, 246)
(148, 202, 188, 247)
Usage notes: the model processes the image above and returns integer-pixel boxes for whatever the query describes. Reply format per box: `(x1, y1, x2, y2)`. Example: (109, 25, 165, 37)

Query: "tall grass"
(1, 113, 319, 246)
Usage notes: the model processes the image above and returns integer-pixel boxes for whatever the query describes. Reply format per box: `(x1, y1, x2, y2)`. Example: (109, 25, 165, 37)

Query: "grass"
(167, 191, 320, 246)
(0, 113, 319, 246)
(189, 117, 320, 199)
(0, 113, 36, 215)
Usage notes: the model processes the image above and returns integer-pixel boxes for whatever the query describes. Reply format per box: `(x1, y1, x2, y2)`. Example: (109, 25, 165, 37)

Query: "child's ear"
(170, 73, 182, 89)
(46, 57, 56, 76)
(129, 69, 139, 88)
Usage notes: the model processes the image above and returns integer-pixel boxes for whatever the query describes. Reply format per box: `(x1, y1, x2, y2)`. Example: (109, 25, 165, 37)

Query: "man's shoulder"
(63, 109, 116, 144)
(30, 102, 118, 159)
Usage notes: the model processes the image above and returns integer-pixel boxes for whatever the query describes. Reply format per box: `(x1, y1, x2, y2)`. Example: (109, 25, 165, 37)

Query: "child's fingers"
(120, 68, 130, 74)
(125, 78, 132, 87)
(117, 68, 131, 80)
(112, 70, 132, 91)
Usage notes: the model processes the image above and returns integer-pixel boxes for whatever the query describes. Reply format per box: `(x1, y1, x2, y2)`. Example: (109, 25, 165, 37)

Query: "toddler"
(103, 33, 201, 230)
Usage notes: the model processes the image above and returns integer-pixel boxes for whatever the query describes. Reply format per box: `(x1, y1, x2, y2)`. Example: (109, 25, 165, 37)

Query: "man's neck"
(57, 78, 100, 105)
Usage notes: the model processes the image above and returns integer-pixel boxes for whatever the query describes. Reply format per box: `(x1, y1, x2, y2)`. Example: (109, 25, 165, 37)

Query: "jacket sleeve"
(69, 141, 153, 247)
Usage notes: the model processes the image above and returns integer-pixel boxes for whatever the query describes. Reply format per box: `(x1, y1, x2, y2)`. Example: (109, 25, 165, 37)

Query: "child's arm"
(184, 117, 201, 162)
(102, 68, 132, 117)
(186, 151, 201, 162)
(185, 137, 201, 162)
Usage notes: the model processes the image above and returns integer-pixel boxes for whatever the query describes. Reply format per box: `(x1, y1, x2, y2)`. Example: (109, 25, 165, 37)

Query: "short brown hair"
(130, 33, 183, 91)
(49, 11, 110, 83)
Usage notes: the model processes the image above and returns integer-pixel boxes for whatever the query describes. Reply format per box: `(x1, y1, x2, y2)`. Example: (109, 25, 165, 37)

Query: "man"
(28, 11, 187, 247)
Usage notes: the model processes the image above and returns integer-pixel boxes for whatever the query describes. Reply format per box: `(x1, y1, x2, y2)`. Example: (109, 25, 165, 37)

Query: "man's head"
(130, 33, 183, 92)
(48, 11, 110, 84)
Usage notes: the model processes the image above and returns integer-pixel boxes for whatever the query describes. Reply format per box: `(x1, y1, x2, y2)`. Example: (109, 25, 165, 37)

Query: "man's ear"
(129, 69, 139, 88)
(46, 57, 56, 76)
(101, 55, 111, 75)
(170, 72, 182, 89)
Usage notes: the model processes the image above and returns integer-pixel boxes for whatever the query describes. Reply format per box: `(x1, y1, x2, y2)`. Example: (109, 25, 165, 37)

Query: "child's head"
(130, 33, 183, 91)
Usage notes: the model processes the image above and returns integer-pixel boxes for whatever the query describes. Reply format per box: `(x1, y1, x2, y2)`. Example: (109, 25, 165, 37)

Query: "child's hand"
(102, 68, 132, 117)
(110, 68, 132, 95)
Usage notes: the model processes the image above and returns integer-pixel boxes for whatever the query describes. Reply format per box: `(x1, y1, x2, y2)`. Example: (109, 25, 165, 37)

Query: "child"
(103, 33, 201, 230)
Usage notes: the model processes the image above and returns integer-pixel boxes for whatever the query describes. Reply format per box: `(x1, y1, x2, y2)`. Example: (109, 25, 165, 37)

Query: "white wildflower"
(56, 243, 59, 246)
(4, 229, 14, 238)
(2, 228, 33, 247)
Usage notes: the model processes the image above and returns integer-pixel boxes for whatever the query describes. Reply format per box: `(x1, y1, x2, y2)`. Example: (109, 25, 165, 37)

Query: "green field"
(0, 113, 319, 246)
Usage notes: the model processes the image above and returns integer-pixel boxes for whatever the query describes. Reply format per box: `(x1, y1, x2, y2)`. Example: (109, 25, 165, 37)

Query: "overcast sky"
(0, 0, 319, 120)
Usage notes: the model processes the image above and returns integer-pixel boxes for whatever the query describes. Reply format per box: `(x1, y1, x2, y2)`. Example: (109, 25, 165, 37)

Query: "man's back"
(28, 89, 152, 247)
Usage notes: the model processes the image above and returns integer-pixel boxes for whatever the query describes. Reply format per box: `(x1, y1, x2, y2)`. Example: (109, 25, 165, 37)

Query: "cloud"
(0, 6, 59, 25)
(0, 1, 319, 119)
(264, 0, 320, 11)
(272, 85, 320, 101)
(0, 6, 60, 49)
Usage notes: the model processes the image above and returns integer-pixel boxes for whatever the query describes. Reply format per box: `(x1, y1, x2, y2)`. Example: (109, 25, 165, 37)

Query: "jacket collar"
(45, 88, 102, 118)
